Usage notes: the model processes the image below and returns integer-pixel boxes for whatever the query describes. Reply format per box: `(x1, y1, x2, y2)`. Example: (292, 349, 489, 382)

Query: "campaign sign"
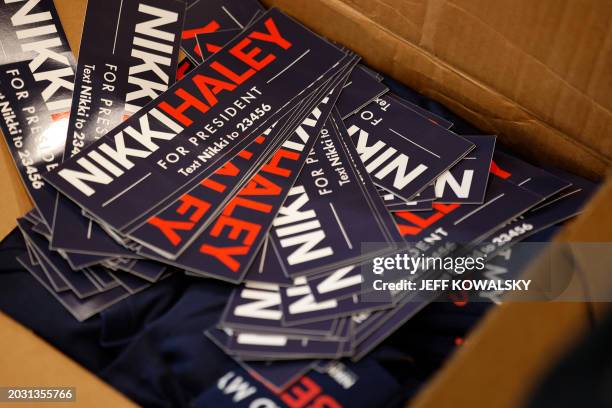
(132, 64, 355, 260)
(475, 167, 598, 257)
(243, 238, 293, 285)
(207, 328, 349, 360)
(65, 0, 186, 158)
(381, 185, 435, 206)
(307, 265, 364, 303)
(52, 0, 187, 257)
(269, 112, 402, 278)
(344, 95, 473, 201)
(387, 93, 453, 129)
(181, 0, 263, 63)
(336, 65, 388, 119)
(18, 255, 131, 322)
(45, 9, 350, 234)
(434, 135, 496, 204)
(196, 29, 241, 62)
(130, 129, 275, 258)
(18, 219, 102, 299)
(394, 176, 543, 256)
(53, 0, 190, 255)
(0, 0, 75, 227)
(380, 187, 435, 212)
(176, 57, 195, 81)
(492, 150, 571, 200)
(279, 277, 393, 326)
(220, 282, 338, 336)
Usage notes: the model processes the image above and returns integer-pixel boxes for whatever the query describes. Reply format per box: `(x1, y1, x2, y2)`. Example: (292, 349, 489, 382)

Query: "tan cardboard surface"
(409, 303, 590, 408)
(263, 0, 612, 179)
(0, 313, 135, 407)
(409, 176, 612, 408)
(0, 1, 610, 407)
(0, 1, 126, 405)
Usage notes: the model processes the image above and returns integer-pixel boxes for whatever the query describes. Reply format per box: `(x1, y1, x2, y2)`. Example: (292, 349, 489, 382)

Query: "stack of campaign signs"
(0, 0, 598, 391)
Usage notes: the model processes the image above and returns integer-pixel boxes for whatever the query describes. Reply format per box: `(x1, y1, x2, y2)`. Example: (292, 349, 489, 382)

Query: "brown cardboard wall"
(0, 1, 610, 407)
(54, 0, 87, 55)
(262, 0, 612, 179)
(410, 302, 590, 408)
(409, 176, 612, 408)
(0, 153, 32, 240)
(0, 1, 122, 404)
(0, 313, 135, 408)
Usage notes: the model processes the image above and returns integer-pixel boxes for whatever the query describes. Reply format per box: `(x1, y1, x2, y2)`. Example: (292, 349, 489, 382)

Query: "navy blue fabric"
(194, 359, 402, 408)
(0, 228, 403, 407)
(0, 228, 235, 406)
(0, 230, 115, 372)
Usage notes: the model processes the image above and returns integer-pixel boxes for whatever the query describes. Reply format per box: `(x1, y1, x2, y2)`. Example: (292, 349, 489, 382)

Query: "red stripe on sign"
(51, 111, 70, 121)
(177, 61, 192, 81)
(182, 21, 220, 40)
(490, 160, 512, 179)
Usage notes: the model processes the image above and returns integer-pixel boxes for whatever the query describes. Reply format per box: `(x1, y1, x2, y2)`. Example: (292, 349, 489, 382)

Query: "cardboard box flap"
(0, 2, 609, 407)
(408, 175, 612, 408)
(55, 0, 87, 56)
(263, 0, 612, 180)
(557, 175, 612, 309)
(342, 0, 612, 156)
(0, 312, 136, 407)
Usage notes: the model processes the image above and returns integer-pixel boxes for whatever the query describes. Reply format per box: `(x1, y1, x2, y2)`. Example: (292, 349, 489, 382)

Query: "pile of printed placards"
(0, 0, 596, 388)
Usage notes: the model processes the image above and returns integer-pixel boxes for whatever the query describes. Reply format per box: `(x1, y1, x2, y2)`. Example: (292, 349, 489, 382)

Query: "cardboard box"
(0, 0, 610, 407)
(0, 313, 135, 408)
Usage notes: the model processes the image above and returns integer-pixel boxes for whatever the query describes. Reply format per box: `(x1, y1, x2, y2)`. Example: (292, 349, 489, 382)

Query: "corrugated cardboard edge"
(0, 312, 135, 408)
(0, 1, 609, 407)
(262, 0, 611, 180)
(0, 2, 129, 406)
(325, 0, 612, 167)
(408, 303, 590, 408)
(408, 177, 612, 408)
